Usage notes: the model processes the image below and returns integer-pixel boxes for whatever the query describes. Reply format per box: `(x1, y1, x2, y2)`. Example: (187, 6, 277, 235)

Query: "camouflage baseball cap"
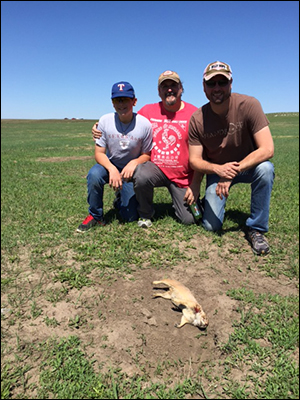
(203, 61, 232, 81)
(158, 70, 181, 86)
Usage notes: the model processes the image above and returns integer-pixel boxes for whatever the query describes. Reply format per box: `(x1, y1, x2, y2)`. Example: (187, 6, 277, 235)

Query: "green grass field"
(1, 113, 299, 399)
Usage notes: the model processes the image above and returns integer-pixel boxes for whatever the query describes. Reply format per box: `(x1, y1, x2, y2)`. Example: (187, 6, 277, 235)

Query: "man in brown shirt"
(188, 61, 275, 255)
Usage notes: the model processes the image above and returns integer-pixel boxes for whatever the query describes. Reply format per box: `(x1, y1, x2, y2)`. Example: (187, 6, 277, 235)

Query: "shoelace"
(250, 231, 267, 247)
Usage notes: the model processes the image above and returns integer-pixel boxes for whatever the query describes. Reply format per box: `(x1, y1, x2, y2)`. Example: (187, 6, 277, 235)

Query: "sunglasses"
(112, 97, 132, 103)
(205, 79, 230, 88)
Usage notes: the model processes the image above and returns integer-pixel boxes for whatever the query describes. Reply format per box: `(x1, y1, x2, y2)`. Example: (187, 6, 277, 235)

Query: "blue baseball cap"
(111, 81, 135, 99)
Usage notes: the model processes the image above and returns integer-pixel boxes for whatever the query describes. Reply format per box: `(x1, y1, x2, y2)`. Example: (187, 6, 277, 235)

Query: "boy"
(77, 81, 153, 232)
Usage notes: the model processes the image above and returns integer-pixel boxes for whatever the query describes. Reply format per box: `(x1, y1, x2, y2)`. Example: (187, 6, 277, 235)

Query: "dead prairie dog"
(153, 279, 209, 329)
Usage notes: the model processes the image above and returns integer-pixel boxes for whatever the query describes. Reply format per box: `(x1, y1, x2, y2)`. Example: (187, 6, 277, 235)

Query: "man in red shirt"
(92, 71, 203, 228)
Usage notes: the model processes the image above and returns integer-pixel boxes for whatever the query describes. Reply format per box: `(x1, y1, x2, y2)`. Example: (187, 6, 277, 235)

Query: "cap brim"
(203, 71, 232, 81)
(111, 94, 135, 99)
(158, 77, 180, 86)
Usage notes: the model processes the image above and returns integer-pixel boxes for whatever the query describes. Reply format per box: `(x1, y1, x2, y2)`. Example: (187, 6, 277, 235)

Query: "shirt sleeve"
(142, 122, 153, 153)
(245, 97, 269, 135)
(188, 113, 203, 146)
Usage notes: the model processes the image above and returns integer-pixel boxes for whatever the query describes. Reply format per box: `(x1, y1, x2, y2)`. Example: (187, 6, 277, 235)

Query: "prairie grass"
(1, 113, 299, 399)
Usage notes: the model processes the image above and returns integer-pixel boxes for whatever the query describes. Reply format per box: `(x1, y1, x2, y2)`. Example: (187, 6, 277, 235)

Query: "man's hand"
(92, 123, 102, 141)
(183, 187, 197, 206)
(215, 162, 240, 180)
(216, 179, 232, 199)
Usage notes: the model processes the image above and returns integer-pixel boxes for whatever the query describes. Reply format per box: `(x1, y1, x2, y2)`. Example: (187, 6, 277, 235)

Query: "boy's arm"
(121, 152, 151, 181)
(95, 145, 123, 190)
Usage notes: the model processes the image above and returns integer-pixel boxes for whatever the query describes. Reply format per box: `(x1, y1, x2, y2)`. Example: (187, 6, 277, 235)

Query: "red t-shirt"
(138, 101, 198, 188)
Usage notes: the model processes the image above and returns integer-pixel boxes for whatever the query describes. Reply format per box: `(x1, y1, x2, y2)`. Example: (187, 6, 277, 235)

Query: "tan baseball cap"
(158, 70, 181, 86)
(203, 61, 232, 81)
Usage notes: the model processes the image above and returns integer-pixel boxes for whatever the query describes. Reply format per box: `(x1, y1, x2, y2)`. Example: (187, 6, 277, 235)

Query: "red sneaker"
(77, 214, 106, 232)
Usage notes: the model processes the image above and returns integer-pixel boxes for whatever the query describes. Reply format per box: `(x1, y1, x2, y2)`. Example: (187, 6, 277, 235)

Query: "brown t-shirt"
(188, 93, 269, 164)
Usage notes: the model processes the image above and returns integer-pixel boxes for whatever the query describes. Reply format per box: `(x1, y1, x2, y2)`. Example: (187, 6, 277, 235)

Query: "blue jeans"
(202, 161, 275, 233)
(87, 164, 139, 222)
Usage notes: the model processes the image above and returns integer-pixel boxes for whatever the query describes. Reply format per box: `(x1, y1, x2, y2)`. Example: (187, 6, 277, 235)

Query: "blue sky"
(1, 1, 299, 119)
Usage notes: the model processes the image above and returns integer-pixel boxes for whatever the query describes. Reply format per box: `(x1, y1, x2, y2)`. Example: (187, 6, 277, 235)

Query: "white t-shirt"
(96, 112, 153, 169)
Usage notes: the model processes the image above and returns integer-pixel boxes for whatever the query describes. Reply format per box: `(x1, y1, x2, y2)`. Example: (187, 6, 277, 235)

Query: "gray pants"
(133, 161, 195, 225)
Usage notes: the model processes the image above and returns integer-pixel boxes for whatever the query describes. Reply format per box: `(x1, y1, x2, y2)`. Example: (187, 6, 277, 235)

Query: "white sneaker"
(137, 218, 152, 228)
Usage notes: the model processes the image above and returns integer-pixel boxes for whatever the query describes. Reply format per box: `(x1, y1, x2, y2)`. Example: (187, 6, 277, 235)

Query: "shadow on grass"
(103, 204, 250, 235)
(153, 202, 176, 220)
(218, 209, 250, 236)
(103, 202, 176, 224)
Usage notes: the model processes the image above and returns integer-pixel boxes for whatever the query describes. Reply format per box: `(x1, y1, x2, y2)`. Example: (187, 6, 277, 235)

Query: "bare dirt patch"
(2, 232, 298, 393)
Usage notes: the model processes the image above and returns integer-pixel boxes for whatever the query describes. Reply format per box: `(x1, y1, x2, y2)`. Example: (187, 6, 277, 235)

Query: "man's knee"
(133, 162, 152, 186)
(202, 218, 222, 232)
(180, 214, 195, 225)
(256, 161, 275, 183)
